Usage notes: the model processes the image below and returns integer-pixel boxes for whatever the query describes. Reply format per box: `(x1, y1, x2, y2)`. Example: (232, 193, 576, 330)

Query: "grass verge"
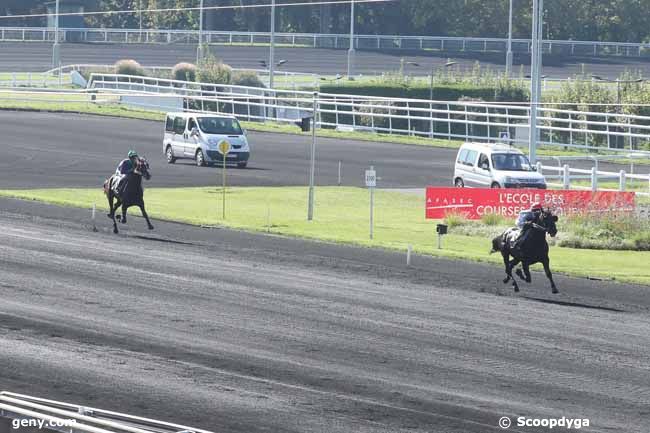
(1, 186, 649, 285)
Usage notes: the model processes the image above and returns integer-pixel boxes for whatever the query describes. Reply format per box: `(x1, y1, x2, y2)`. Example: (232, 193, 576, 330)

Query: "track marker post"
(92, 203, 97, 232)
(407, 244, 412, 267)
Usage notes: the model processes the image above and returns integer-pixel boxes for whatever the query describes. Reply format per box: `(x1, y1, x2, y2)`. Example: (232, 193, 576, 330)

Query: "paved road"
(0, 198, 649, 433)
(2, 42, 650, 79)
(1, 111, 647, 192)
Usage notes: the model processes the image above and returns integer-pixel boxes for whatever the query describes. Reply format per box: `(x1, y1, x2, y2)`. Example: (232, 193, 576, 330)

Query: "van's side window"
(165, 116, 175, 132)
(463, 150, 478, 166)
(173, 117, 186, 135)
(478, 153, 489, 169)
(188, 118, 197, 131)
(457, 149, 468, 164)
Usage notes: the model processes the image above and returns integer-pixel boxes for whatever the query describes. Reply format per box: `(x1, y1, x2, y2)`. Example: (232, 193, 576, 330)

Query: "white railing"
(2, 26, 650, 57)
(87, 73, 650, 153)
(538, 162, 650, 195)
(0, 391, 213, 433)
(0, 71, 71, 88)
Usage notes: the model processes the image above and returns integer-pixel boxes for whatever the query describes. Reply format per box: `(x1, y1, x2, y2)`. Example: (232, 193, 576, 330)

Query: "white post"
(347, 0, 355, 78)
(563, 164, 570, 189)
(92, 203, 97, 232)
(307, 92, 317, 221)
(52, 0, 61, 69)
(619, 170, 626, 191)
(406, 244, 412, 267)
(269, 0, 276, 89)
(196, 0, 205, 62)
(338, 160, 342, 186)
(591, 166, 598, 191)
(506, 0, 513, 76)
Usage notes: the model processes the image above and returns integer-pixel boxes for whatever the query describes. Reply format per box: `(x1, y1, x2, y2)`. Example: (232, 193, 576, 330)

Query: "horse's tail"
(103, 177, 111, 196)
(490, 235, 502, 254)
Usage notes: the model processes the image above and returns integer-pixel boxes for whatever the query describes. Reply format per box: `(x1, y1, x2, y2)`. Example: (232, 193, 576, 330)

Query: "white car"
(453, 142, 546, 189)
(163, 112, 250, 168)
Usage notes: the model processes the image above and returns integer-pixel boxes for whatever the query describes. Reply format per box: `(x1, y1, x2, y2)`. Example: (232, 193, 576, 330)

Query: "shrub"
(443, 212, 468, 228)
(481, 212, 506, 226)
(172, 62, 197, 82)
(231, 70, 265, 88)
(197, 55, 232, 85)
(114, 59, 146, 77)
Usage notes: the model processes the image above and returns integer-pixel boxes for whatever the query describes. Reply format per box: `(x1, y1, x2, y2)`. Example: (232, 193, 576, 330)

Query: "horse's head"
(135, 157, 151, 180)
(539, 208, 558, 237)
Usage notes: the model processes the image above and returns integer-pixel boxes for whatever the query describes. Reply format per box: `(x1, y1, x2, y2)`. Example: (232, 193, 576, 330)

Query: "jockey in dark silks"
(114, 150, 139, 196)
(512, 202, 543, 253)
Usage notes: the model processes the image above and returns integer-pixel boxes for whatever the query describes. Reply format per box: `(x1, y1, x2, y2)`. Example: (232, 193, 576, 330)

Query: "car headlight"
(505, 176, 514, 183)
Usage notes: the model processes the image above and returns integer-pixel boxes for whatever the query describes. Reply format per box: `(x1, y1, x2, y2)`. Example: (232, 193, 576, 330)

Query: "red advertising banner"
(425, 187, 636, 219)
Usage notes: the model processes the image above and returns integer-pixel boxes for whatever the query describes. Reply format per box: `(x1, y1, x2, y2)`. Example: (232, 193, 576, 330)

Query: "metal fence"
(0, 391, 213, 433)
(88, 73, 650, 153)
(2, 26, 650, 58)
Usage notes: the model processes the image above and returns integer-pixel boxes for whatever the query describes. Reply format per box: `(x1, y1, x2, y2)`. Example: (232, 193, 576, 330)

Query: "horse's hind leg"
(542, 258, 558, 294)
(107, 192, 119, 234)
(501, 252, 511, 284)
(121, 205, 128, 224)
(139, 203, 154, 230)
(507, 258, 520, 292)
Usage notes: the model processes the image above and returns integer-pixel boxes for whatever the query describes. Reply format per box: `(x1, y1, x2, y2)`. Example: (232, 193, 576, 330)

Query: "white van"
(163, 113, 250, 168)
(453, 142, 546, 189)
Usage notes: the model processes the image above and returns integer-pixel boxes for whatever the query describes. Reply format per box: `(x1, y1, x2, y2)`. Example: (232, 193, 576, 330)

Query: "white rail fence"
(2, 26, 649, 57)
(88, 73, 650, 153)
(0, 391, 212, 433)
(537, 162, 650, 195)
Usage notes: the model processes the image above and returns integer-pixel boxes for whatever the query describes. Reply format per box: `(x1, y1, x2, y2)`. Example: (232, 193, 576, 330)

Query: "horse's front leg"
(516, 262, 532, 283)
(542, 257, 558, 294)
(121, 205, 128, 224)
(139, 203, 154, 230)
(507, 258, 521, 292)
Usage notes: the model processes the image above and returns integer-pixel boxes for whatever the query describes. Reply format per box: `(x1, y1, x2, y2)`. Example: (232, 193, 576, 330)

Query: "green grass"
(1, 186, 650, 285)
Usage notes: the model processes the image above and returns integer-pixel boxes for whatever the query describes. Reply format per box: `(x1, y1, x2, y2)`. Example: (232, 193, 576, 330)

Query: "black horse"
(104, 158, 154, 234)
(490, 209, 559, 293)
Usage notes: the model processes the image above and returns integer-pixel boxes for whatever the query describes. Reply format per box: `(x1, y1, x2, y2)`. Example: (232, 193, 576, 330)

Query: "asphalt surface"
(1, 110, 650, 432)
(2, 42, 650, 79)
(0, 198, 649, 433)
(0, 111, 647, 191)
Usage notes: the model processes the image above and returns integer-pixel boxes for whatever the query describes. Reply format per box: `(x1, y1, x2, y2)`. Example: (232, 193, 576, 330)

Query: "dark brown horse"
(103, 158, 154, 234)
(491, 209, 559, 293)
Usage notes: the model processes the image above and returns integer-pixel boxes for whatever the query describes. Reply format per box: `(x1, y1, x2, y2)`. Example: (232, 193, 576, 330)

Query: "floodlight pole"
(308, 92, 318, 221)
(506, 0, 513, 76)
(529, 0, 543, 164)
(196, 0, 205, 62)
(52, 0, 61, 69)
(269, 0, 276, 89)
(347, 0, 355, 78)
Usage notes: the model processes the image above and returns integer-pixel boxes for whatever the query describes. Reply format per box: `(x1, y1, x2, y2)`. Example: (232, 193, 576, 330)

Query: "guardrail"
(0, 391, 213, 433)
(538, 162, 650, 195)
(87, 73, 650, 153)
(0, 72, 70, 87)
(2, 26, 649, 58)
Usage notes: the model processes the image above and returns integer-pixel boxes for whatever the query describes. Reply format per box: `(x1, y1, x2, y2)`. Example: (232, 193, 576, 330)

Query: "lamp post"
(529, 0, 543, 164)
(405, 60, 456, 101)
(347, 0, 355, 78)
(196, 0, 205, 63)
(52, 0, 60, 69)
(506, 0, 514, 76)
(269, 0, 276, 89)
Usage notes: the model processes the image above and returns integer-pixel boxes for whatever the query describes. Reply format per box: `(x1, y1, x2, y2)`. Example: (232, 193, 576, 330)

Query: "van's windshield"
(197, 117, 243, 135)
(491, 153, 534, 171)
